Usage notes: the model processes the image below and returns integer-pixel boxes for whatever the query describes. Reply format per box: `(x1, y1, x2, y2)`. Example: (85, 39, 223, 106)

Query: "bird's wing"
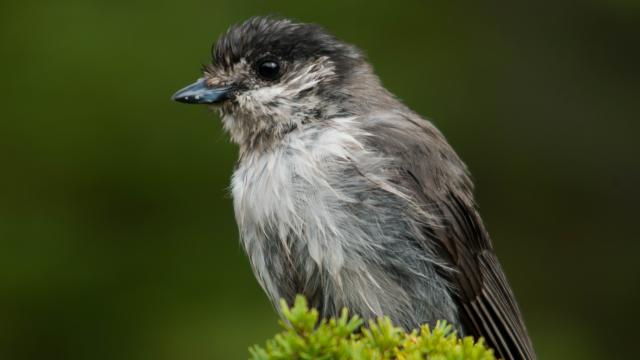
(360, 112, 536, 360)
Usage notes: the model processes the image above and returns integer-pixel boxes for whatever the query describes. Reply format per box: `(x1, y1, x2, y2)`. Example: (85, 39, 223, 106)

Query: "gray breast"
(231, 116, 458, 330)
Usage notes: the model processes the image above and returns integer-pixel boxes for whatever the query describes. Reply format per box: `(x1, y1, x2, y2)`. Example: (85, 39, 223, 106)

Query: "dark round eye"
(257, 60, 280, 80)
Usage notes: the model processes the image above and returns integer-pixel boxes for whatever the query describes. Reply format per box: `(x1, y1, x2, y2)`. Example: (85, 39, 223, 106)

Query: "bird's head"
(173, 17, 393, 150)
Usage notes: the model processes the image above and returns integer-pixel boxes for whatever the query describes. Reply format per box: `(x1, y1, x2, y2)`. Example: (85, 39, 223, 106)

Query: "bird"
(173, 16, 536, 360)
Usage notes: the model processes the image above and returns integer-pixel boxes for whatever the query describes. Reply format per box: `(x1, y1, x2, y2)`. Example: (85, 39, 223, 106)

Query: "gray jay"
(173, 16, 535, 360)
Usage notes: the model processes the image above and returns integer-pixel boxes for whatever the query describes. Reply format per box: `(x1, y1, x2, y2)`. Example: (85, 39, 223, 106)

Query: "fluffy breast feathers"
(230, 115, 456, 325)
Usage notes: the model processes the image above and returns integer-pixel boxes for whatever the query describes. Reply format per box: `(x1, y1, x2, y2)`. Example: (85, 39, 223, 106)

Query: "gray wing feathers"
(475, 251, 536, 360)
(360, 111, 536, 360)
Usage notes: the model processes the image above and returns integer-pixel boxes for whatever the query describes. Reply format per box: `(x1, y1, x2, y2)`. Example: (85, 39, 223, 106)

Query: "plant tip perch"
(249, 295, 497, 360)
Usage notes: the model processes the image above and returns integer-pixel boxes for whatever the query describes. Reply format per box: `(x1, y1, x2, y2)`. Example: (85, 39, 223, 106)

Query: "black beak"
(171, 78, 232, 104)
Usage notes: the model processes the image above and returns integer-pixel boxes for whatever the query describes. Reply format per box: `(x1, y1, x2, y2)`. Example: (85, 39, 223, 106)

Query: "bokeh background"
(1, 0, 639, 359)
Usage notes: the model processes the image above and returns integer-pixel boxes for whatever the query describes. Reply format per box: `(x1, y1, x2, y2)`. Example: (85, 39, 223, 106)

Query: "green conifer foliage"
(250, 296, 497, 360)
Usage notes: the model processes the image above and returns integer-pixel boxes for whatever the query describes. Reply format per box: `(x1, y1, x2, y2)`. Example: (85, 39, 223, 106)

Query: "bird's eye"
(257, 60, 281, 81)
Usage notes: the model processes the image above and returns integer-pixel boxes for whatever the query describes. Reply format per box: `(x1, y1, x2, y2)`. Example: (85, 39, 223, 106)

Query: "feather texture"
(189, 16, 537, 360)
(360, 112, 537, 360)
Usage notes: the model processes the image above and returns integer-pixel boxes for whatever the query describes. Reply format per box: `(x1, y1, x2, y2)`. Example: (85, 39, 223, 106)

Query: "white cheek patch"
(244, 85, 287, 104)
(223, 58, 341, 146)
(288, 59, 335, 91)
(238, 57, 335, 107)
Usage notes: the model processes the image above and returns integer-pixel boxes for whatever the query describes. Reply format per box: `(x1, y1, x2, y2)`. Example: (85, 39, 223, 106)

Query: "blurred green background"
(1, 0, 638, 359)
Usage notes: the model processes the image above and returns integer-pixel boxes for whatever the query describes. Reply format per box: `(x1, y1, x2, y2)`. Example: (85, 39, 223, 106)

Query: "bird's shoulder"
(356, 111, 474, 196)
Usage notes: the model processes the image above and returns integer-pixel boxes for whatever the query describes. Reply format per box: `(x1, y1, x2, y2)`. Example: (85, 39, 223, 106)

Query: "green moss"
(249, 296, 496, 360)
